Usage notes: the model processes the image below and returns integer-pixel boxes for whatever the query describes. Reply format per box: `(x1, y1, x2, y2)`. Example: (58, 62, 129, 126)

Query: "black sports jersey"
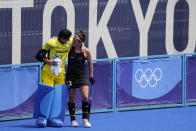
(66, 47, 88, 87)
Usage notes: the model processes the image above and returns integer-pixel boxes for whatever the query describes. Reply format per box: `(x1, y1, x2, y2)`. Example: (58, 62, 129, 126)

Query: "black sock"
(82, 101, 89, 120)
(68, 102, 76, 121)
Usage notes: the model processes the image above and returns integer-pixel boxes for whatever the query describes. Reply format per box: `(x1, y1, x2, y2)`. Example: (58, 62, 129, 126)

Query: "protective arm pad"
(35, 49, 47, 62)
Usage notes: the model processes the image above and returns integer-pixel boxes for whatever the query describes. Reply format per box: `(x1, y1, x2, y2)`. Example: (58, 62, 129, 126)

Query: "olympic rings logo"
(135, 68, 162, 88)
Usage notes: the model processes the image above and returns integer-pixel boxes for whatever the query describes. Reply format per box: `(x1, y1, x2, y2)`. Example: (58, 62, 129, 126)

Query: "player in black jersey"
(66, 30, 95, 127)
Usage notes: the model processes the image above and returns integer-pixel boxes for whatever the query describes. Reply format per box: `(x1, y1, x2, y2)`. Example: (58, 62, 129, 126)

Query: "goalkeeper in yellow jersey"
(33, 29, 73, 127)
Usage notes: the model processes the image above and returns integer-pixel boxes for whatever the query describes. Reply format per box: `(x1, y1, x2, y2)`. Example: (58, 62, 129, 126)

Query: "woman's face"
(73, 35, 83, 47)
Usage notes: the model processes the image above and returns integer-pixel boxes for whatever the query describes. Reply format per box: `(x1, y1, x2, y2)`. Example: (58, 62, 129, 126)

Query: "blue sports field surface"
(0, 106, 196, 131)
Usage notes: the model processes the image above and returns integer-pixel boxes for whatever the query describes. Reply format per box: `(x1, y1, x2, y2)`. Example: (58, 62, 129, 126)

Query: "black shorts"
(66, 73, 89, 88)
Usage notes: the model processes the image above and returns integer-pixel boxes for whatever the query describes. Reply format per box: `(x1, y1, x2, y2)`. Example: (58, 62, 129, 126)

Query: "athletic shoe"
(47, 119, 64, 127)
(82, 119, 91, 128)
(36, 116, 47, 128)
(71, 120, 78, 127)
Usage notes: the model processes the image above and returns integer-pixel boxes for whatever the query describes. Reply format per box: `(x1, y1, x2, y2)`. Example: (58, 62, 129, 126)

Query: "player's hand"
(89, 77, 95, 85)
(44, 59, 57, 65)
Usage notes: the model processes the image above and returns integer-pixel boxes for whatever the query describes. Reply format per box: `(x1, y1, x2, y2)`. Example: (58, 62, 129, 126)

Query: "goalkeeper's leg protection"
(47, 84, 68, 127)
(33, 84, 54, 127)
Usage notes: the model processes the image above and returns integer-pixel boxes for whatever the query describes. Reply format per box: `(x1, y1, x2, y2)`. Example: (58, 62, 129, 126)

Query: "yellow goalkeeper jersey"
(42, 37, 73, 74)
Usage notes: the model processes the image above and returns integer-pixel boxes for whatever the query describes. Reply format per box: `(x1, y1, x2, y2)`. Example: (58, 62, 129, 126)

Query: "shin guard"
(82, 101, 90, 120)
(68, 102, 76, 121)
(33, 84, 54, 119)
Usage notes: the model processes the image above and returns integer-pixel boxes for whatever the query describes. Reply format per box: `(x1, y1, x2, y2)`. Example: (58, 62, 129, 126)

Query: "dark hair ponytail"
(77, 30, 87, 42)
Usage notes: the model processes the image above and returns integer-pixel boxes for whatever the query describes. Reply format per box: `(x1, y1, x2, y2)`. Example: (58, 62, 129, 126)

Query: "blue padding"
(33, 84, 54, 119)
(48, 84, 68, 121)
(36, 116, 47, 127)
(132, 58, 181, 99)
(47, 119, 64, 127)
(0, 67, 38, 111)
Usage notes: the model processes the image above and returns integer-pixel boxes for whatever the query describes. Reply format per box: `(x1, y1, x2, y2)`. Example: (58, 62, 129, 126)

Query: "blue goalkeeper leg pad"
(36, 116, 47, 128)
(47, 119, 64, 127)
(47, 84, 68, 127)
(33, 84, 54, 127)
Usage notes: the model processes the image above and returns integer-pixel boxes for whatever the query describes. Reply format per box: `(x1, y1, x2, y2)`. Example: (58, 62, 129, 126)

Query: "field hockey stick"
(88, 84, 93, 119)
